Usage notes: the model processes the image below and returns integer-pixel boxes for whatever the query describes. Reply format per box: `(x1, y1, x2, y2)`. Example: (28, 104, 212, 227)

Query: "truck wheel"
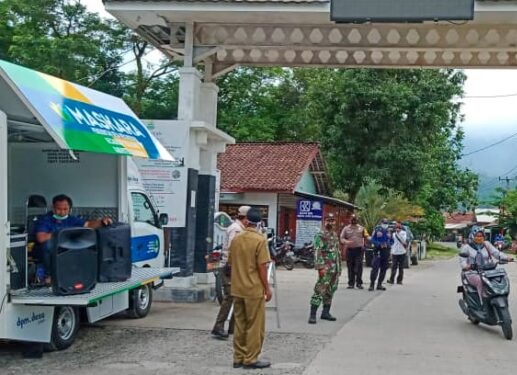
(128, 284, 153, 319)
(44, 306, 80, 352)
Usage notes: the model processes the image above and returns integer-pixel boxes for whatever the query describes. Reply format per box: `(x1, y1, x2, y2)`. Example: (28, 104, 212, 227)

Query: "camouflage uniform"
(309, 229, 341, 320)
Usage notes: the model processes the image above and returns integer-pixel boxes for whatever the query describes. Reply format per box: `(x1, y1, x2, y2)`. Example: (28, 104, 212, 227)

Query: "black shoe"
(211, 329, 228, 340)
(356, 284, 364, 289)
(397, 281, 403, 285)
(377, 285, 386, 291)
(347, 285, 354, 289)
(368, 284, 375, 291)
(243, 361, 271, 369)
(233, 362, 243, 369)
(386, 280, 394, 284)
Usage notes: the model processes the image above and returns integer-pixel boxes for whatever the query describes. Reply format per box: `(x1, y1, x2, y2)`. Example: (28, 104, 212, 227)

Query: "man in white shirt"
(387, 222, 407, 285)
(211, 205, 250, 339)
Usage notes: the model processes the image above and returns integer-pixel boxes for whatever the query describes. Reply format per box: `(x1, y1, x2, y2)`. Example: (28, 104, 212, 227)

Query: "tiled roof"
(443, 212, 476, 225)
(218, 142, 322, 193)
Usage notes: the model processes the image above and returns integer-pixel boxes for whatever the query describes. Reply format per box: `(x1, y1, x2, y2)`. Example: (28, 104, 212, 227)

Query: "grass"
(425, 242, 458, 260)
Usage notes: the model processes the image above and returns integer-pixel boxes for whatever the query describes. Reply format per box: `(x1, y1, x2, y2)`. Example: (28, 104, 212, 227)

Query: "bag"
(395, 233, 408, 250)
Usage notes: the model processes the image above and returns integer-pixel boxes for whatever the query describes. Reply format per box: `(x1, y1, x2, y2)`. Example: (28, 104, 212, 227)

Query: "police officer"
(308, 213, 341, 324)
(369, 219, 393, 291)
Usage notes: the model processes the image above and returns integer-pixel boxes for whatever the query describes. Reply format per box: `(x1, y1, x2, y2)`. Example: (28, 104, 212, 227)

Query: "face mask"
(53, 214, 69, 221)
(351, 220, 357, 225)
(381, 224, 388, 229)
(325, 223, 333, 230)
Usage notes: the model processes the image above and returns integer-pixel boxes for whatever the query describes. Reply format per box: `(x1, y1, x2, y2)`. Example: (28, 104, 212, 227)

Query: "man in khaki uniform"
(211, 205, 250, 339)
(228, 207, 272, 369)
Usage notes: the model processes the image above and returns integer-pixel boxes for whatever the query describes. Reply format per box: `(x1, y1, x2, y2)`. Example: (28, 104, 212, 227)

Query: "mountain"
(460, 131, 517, 202)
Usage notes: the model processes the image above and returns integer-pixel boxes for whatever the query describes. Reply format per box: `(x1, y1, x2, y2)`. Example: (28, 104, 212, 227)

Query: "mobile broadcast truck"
(0, 60, 179, 351)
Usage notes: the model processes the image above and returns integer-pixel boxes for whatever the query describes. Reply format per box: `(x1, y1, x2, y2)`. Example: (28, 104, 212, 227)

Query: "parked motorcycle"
(206, 244, 224, 304)
(293, 242, 315, 269)
(457, 251, 513, 340)
(270, 231, 295, 270)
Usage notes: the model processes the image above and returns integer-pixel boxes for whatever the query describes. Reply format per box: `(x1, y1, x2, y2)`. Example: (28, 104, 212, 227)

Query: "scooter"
(293, 242, 315, 269)
(457, 252, 513, 340)
(270, 231, 295, 270)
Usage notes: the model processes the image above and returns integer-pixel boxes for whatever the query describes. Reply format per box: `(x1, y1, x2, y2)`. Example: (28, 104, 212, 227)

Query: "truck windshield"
(132, 192, 158, 226)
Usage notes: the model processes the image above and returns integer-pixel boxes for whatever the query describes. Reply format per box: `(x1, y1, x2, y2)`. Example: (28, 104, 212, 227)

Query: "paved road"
(305, 258, 517, 375)
(2, 258, 517, 374)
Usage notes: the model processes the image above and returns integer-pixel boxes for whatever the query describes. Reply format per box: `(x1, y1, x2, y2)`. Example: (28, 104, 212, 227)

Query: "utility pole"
(499, 176, 514, 191)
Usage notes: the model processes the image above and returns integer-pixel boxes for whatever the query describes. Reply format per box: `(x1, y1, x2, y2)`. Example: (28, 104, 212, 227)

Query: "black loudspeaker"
(97, 223, 132, 282)
(50, 228, 97, 295)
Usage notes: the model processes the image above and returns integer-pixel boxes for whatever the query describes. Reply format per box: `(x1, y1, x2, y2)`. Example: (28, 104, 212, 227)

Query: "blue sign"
(296, 199, 323, 220)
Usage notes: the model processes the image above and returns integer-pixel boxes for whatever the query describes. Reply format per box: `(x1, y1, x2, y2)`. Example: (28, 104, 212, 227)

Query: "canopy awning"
(0, 60, 173, 161)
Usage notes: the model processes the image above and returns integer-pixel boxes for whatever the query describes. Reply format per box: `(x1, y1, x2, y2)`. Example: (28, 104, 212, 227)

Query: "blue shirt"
(32, 213, 86, 261)
(370, 226, 393, 249)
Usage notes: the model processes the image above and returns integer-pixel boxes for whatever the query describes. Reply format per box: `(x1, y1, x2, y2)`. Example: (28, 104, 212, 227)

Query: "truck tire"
(128, 284, 153, 319)
(44, 306, 80, 352)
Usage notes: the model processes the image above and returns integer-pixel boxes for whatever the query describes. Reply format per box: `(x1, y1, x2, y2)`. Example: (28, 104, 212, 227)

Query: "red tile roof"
(443, 212, 476, 225)
(218, 142, 321, 193)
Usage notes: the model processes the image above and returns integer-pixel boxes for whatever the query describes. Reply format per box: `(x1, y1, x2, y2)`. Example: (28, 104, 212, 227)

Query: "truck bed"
(10, 267, 179, 306)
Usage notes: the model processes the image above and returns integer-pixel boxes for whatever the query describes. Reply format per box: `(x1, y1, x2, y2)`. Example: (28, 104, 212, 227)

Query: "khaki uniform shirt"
(340, 224, 368, 248)
(228, 227, 271, 299)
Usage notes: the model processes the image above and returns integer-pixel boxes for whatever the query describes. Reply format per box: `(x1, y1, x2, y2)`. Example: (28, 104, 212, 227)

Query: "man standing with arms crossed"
(228, 207, 272, 369)
(308, 213, 341, 324)
(340, 214, 369, 289)
(211, 205, 250, 339)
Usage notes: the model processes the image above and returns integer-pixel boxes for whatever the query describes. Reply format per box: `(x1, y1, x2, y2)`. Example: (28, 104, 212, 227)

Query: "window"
(132, 192, 157, 226)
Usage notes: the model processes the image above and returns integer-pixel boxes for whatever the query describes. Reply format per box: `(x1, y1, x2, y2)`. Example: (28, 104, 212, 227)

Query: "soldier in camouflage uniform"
(308, 213, 342, 324)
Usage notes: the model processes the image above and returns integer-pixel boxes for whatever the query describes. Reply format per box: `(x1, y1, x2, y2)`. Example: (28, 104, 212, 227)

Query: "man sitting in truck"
(33, 194, 112, 283)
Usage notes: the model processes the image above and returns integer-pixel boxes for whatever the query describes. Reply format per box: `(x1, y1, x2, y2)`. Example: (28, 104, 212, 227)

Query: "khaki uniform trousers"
(233, 296, 265, 365)
(213, 272, 234, 332)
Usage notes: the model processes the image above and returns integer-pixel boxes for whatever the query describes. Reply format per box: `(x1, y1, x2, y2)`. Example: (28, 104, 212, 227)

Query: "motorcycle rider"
(460, 226, 513, 309)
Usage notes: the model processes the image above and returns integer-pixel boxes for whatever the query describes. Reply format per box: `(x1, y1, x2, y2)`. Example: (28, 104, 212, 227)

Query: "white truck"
(0, 59, 179, 351)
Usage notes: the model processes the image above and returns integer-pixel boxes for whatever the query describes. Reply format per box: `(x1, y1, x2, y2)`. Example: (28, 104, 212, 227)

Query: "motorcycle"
(270, 231, 295, 270)
(457, 251, 513, 340)
(206, 244, 224, 304)
(293, 242, 315, 269)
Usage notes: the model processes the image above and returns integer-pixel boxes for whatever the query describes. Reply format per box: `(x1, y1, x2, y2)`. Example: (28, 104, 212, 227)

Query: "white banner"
(136, 120, 189, 227)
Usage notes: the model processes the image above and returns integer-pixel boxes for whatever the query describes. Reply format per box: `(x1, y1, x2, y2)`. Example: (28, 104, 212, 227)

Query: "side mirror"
(159, 213, 169, 226)
(459, 248, 470, 258)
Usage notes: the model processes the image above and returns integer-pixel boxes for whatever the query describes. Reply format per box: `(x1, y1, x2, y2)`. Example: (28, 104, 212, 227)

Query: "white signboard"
(135, 120, 189, 227)
(296, 219, 321, 247)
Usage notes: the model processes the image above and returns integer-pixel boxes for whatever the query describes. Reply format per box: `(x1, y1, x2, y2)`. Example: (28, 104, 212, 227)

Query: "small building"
(443, 211, 476, 241)
(217, 142, 356, 245)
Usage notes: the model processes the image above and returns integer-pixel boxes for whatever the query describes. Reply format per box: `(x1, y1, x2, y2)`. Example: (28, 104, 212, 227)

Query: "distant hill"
(460, 131, 517, 202)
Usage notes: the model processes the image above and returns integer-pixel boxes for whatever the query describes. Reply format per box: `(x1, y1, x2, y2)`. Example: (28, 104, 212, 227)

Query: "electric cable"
(462, 131, 517, 156)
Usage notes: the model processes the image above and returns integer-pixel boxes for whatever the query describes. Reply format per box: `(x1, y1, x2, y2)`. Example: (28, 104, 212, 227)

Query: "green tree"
(0, 0, 128, 96)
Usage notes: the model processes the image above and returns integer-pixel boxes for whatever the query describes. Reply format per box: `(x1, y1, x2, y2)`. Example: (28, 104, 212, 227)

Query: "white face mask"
(381, 224, 388, 229)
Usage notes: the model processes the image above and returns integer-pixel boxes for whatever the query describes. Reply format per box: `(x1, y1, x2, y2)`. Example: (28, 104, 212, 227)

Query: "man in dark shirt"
(33, 194, 112, 279)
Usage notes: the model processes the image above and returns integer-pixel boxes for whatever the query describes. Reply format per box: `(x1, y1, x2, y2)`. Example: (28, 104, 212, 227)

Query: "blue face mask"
(53, 214, 69, 221)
